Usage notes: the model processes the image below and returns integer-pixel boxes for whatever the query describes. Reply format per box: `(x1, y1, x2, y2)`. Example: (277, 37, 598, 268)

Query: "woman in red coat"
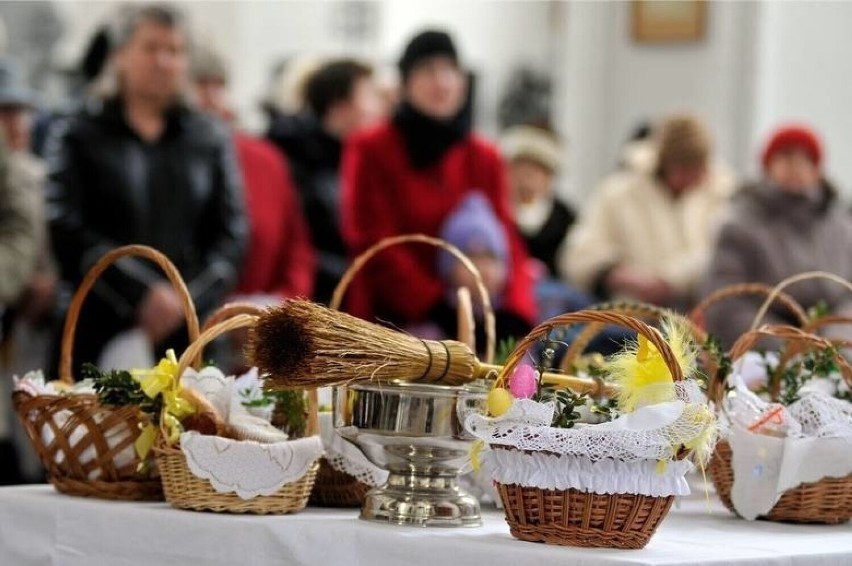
(341, 30, 535, 339)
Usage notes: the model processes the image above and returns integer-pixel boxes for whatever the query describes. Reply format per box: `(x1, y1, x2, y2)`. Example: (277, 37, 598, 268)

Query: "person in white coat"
(562, 114, 735, 310)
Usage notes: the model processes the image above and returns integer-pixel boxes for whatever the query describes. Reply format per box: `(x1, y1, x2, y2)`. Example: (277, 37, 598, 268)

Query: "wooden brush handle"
(724, 324, 852, 403)
(559, 301, 704, 372)
(330, 233, 497, 364)
(689, 282, 807, 331)
(750, 272, 852, 331)
(60, 245, 200, 384)
(497, 310, 684, 396)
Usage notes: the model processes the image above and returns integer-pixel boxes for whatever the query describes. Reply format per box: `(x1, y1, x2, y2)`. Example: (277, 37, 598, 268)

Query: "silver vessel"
(334, 381, 487, 527)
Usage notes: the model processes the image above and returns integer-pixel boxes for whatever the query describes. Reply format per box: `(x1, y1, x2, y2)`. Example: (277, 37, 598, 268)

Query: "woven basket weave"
(12, 245, 199, 501)
(491, 310, 688, 549)
(312, 233, 497, 508)
(154, 313, 321, 514)
(708, 324, 852, 524)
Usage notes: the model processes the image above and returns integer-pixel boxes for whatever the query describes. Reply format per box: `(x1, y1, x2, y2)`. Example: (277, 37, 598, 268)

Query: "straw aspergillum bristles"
(248, 300, 479, 389)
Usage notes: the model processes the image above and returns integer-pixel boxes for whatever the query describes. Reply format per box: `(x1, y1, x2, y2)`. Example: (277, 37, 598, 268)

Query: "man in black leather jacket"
(44, 4, 247, 373)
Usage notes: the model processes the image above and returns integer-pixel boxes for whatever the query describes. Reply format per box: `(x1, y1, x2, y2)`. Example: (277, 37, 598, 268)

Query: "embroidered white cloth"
(721, 366, 852, 519)
(179, 432, 323, 499)
(727, 426, 852, 520)
(483, 449, 694, 496)
(318, 413, 387, 487)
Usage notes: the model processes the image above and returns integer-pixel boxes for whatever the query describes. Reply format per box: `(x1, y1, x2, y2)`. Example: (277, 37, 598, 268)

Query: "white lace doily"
(466, 380, 713, 463)
(483, 448, 694, 497)
(319, 413, 387, 487)
(180, 432, 323, 499)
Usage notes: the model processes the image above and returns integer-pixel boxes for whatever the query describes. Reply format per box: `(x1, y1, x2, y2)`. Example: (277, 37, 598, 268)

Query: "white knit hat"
(500, 125, 563, 173)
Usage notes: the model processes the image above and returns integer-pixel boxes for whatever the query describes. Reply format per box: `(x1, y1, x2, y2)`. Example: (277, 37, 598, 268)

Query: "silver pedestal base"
(360, 470, 482, 527)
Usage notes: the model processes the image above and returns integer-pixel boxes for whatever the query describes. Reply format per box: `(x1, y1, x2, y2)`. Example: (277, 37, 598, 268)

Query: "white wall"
(750, 1, 852, 192)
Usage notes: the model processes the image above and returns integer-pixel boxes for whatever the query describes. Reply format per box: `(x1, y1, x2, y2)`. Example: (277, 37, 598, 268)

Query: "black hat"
(0, 58, 36, 109)
(398, 30, 458, 81)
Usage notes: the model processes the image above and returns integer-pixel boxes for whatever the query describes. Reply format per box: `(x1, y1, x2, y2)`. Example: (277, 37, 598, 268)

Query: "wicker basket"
(155, 313, 321, 514)
(311, 233, 497, 507)
(490, 310, 691, 549)
(708, 324, 852, 523)
(12, 245, 199, 501)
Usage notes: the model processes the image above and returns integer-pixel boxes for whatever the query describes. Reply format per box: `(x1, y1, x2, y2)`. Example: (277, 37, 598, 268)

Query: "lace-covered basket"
(466, 310, 716, 549)
(708, 325, 852, 524)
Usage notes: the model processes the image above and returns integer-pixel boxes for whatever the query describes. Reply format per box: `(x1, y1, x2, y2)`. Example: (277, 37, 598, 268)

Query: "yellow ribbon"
(470, 440, 485, 472)
(131, 349, 197, 461)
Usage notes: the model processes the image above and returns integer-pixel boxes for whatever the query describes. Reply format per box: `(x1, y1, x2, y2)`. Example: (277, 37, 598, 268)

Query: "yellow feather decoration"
(607, 315, 698, 413)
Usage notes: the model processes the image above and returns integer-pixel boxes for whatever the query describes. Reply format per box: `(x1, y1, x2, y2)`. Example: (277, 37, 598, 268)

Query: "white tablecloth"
(1, 486, 851, 566)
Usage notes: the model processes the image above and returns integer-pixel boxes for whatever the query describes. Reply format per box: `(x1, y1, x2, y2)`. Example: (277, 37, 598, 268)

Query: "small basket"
(12, 245, 199, 501)
(490, 310, 690, 549)
(708, 324, 852, 524)
(312, 233, 497, 507)
(154, 313, 320, 514)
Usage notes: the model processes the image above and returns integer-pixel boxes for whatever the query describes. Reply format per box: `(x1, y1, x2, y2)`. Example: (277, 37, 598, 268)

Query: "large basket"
(708, 324, 852, 524)
(154, 313, 320, 514)
(491, 310, 688, 549)
(12, 245, 199, 501)
(312, 233, 497, 507)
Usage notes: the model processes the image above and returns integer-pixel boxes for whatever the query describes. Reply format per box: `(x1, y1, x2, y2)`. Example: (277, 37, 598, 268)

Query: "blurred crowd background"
(1, 0, 852, 484)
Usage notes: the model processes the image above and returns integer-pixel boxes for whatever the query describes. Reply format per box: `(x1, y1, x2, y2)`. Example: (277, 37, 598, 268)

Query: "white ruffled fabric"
(319, 413, 387, 487)
(180, 432, 323, 500)
(483, 449, 693, 497)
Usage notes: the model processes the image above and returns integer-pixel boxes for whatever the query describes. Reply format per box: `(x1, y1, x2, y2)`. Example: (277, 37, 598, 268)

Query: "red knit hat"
(761, 125, 823, 169)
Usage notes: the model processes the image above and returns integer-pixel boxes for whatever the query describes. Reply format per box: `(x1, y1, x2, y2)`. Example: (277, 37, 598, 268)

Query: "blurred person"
(407, 193, 529, 350)
(192, 45, 314, 305)
(501, 125, 575, 277)
(45, 4, 247, 374)
(267, 58, 380, 304)
(563, 114, 735, 310)
(0, 133, 39, 485)
(341, 29, 536, 333)
(0, 56, 57, 334)
(703, 125, 852, 347)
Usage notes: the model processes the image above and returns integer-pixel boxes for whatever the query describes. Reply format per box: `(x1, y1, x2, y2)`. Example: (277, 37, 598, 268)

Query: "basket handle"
(750, 272, 852, 331)
(176, 313, 319, 437)
(801, 315, 852, 350)
(60, 245, 200, 384)
(559, 302, 703, 373)
(202, 302, 266, 332)
(499, 310, 684, 385)
(330, 233, 496, 364)
(725, 324, 852, 403)
(689, 282, 807, 331)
